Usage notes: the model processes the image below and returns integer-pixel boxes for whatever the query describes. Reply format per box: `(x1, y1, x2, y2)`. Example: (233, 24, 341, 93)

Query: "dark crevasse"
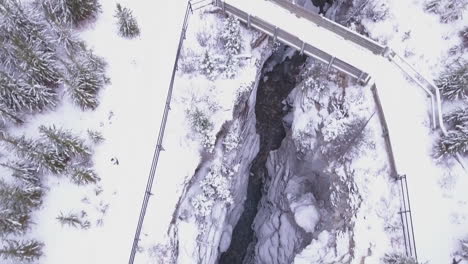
(310, 0, 334, 14)
(218, 47, 307, 264)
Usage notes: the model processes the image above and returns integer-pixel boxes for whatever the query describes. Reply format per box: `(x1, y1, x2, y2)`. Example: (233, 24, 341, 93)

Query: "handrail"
(214, 0, 371, 84)
(390, 54, 437, 130)
(268, 0, 386, 55)
(371, 84, 418, 260)
(128, 2, 193, 264)
(391, 53, 467, 169)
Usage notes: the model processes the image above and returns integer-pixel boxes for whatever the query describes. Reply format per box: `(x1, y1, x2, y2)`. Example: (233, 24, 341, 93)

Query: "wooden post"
(247, 14, 251, 28)
(300, 41, 305, 54)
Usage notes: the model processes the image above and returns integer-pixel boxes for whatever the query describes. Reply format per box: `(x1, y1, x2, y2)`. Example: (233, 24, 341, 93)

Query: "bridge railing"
(128, 1, 194, 264)
(371, 84, 418, 261)
(268, 0, 386, 55)
(214, 0, 371, 84)
(389, 52, 467, 170)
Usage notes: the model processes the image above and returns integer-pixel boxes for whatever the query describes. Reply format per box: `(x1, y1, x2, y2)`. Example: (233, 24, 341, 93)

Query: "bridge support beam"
(300, 41, 305, 54)
(356, 71, 365, 83)
(247, 14, 251, 28)
(273, 26, 278, 42)
(327, 56, 335, 72)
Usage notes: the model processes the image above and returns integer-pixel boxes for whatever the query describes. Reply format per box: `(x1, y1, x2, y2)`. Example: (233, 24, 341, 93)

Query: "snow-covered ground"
(2, 0, 193, 263)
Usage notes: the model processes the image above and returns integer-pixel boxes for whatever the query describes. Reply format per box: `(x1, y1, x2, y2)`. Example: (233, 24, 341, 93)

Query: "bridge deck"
(219, 0, 384, 79)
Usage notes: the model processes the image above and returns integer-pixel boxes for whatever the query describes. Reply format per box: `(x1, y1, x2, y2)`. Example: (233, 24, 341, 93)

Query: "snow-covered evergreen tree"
(1, 134, 44, 165)
(425, 0, 468, 23)
(40, 0, 101, 27)
(224, 57, 238, 79)
(461, 27, 468, 48)
(56, 211, 90, 229)
(1, 162, 41, 186)
(67, 66, 101, 110)
(115, 3, 140, 39)
(2, 133, 68, 173)
(460, 239, 468, 259)
(221, 15, 242, 57)
(0, 239, 43, 261)
(0, 105, 23, 125)
(9, 36, 62, 87)
(0, 0, 51, 47)
(444, 107, 468, 129)
(87, 129, 104, 144)
(382, 253, 419, 264)
(69, 166, 100, 185)
(436, 62, 468, 100)
(0, 71, 57, 113)
(66, 49, 108, 110)
(435, 126, 468, 157)
(0, 209, 32, 235)
(0, 181, 43, 213)
(39, 125, 91, 159)
(200, 50, 216, 80)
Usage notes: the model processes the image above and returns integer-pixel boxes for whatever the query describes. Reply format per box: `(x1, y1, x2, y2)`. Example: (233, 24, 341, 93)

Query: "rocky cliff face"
(171, 18, 401, 264)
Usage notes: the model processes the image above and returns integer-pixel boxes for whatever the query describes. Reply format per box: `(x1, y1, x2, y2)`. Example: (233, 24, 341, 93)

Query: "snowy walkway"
(220, 0, 459, 262)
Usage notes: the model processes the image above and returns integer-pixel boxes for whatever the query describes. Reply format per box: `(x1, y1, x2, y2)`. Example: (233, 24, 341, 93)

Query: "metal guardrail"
(269, 0, 386, 55)
(371, 84, 418, 261)
(214, 0, 372, 84)
(388, 52, 467, 170)
(398, 175, 418, 260)
(128, 2, 193, 264)
(371, 84, 398, 179)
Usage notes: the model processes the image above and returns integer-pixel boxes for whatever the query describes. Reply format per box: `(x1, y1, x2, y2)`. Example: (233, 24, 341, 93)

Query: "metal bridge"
(126, 0, 462, 262)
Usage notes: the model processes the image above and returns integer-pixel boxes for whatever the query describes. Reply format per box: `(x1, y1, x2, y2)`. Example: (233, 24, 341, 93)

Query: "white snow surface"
(290, 193, 320, 233)
(4, 0, 196, 263)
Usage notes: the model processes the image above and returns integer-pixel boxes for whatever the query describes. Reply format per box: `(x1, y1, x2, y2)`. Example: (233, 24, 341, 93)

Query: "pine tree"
(40, 0, 101, 27)
(424, 0, 468, 23)
(0, 239, 43, 261)
(444, 107, 468, 129)
(224, 57, 238, 79)
(87, 129, 104, 144)
(9, 36, 62, 87)
(436, 62, 468, 100)
(0, 103, 24, 125)
(1, 134, 43, 164)
(0, 209, 32, 235)
(1, 161, 41, 186)
(66, 50, 108, 110)
(39, 125, 91, 159)
(0, 0, 51, 47)
(1, 133, 68, 174)
(115, 3, 140, 38)
(56, 211, 90, 229)
(435, 127, 468, 157)
(460, 27, 468, 48)
(221, 15, 242, 57)
(0, 71, 30, 112)
(383, 253, 419, 264)
(0, 181, 43, 212)
(69, 166, 100, 185)
(0, 71, 57, 113)
(200, 51, 216, 80)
